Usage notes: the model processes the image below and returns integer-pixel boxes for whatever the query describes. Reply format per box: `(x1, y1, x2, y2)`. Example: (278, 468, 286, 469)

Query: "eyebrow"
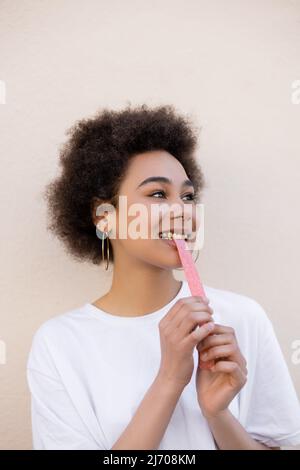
(136, 176, 194, 190)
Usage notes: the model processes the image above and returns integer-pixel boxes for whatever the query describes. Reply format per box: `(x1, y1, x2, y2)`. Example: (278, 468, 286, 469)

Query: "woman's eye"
(150, 191, 166, 198)
(182, 193, 195, 201)
(149, 191, 195, 201)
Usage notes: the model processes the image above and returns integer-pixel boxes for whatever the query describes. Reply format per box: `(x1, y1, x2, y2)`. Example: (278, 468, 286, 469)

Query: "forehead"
(120, 150, 188, 190)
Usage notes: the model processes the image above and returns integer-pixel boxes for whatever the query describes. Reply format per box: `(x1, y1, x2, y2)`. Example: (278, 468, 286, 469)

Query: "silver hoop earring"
(96, 224, 111, 271)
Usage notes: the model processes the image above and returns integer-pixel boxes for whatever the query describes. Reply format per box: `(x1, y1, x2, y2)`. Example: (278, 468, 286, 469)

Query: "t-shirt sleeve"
(242, 301, 300, 448)
(26, 324, 107, 450)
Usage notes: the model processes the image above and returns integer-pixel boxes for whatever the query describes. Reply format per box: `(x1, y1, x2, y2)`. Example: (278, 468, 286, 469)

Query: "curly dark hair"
(44, 103, 205, 266)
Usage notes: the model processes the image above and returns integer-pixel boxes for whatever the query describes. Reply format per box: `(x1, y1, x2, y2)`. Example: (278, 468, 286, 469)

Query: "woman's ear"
(91, 197, 109, 227)
(91, 197, 116, 237)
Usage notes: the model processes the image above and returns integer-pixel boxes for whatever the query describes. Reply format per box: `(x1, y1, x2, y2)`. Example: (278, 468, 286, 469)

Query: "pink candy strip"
(173, 238, 214, 370)
(173, 239, 206, 298)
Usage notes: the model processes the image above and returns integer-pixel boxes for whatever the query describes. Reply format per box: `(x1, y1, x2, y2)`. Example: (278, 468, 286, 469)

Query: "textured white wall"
(0, 0, 299, 450)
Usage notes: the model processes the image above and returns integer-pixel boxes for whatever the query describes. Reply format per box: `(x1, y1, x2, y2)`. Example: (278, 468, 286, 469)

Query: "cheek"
(194, 208, 202, 232)
(116, 200, 154, 241)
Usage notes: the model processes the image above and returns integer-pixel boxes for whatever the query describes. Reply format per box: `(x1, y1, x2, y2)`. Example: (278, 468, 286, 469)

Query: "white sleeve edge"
(256, 430, 300, 447)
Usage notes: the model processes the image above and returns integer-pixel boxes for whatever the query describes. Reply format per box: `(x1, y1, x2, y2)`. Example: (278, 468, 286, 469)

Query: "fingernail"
(206, 322, 214, 331)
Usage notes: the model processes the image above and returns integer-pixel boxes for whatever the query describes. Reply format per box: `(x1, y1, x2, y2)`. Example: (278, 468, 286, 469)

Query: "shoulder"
(30, 304, 87, 340)
(26, 304, 89, 373)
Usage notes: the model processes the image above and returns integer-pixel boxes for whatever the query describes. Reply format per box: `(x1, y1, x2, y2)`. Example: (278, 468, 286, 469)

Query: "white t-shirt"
(26, 280, 300, 450)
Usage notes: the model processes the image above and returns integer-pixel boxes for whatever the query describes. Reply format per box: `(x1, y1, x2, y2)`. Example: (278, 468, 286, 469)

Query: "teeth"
(159, 232, 190, 240)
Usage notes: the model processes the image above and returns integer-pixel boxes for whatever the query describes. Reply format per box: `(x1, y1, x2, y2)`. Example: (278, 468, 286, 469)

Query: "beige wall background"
(0, 0, 299, 450)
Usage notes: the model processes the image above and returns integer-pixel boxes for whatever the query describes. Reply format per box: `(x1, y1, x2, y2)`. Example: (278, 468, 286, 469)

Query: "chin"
(149, 252, 182, 270)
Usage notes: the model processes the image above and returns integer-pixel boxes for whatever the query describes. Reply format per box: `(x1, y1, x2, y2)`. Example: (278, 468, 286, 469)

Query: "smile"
(158, 231, 191, 241)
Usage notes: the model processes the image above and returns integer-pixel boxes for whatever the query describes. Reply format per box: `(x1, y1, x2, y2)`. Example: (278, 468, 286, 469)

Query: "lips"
(159, 237, 177, 248)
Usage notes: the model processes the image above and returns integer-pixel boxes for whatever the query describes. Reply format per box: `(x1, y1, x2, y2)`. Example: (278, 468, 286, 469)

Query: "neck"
(96, 255, 183, 317)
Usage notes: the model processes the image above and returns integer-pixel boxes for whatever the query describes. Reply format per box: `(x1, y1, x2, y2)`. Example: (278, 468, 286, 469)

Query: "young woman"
(27, 104, 300, 450)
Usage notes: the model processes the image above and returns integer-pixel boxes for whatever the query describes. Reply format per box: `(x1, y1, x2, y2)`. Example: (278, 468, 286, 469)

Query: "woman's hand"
(157, 296, 214, 389)
(196, 323, 248, 419)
